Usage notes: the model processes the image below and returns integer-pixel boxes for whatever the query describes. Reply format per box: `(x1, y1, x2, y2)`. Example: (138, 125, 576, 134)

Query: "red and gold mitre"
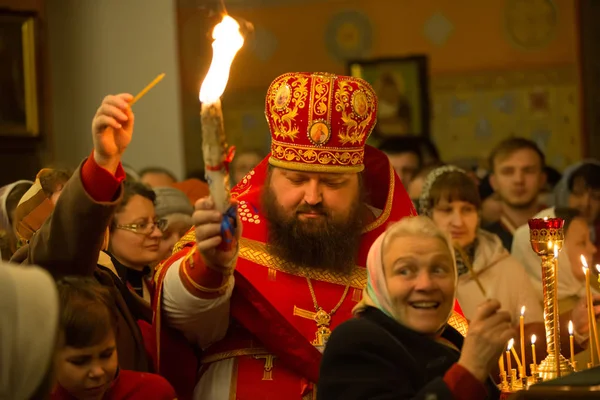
(265, 72, 377, 173)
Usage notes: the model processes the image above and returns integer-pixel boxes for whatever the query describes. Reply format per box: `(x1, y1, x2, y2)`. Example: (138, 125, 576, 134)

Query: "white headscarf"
(551, 160, 600, 208)
(354, 216, 459, 335)
(511, 207, 587, 301)
(0, 262, 59, 400)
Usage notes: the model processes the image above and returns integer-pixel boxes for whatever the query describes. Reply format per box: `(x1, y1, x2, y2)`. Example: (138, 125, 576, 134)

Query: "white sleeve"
(161, 258, 233, 350)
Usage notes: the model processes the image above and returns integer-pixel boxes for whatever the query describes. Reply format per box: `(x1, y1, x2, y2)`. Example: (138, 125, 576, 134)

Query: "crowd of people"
(1, 71, 600, 400)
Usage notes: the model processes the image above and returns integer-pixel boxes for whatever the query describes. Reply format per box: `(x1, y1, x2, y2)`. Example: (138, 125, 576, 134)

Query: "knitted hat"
(153, 187, 193, 219)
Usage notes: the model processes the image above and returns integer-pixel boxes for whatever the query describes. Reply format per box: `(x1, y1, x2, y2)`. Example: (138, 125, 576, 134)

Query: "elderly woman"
(319, 216, 512, 400)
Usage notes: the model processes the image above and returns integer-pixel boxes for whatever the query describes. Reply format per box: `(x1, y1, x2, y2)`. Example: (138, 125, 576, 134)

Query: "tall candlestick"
(199, 16, 245, 250)
(528, 218, 573, 379)
(531, 334, 537, 369)
(568, 321, 575, 368)
(582, 256, 600, 365)
(520, 306, 526, 378)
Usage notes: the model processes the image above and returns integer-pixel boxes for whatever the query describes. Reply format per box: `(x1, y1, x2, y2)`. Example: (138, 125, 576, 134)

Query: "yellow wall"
(224, 0, 578, 90)
(177, 0, 580, 172)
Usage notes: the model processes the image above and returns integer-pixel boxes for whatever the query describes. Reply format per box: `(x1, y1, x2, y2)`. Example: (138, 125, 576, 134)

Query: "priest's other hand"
(91, 93, 135, 174)
(458, 299, 516, 382)
(571, 294, 600, 343)
(193, 196, 241, 268)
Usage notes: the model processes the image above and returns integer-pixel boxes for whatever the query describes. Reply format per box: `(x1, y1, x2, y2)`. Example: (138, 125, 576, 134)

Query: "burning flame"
(547, 240, 553, 250)
(596, 264, 600, 274)
(507, 338, 514, 351)
(568, 320, 574, 336)
(521, 306, 525, 316)
(531, 334, 536, 344)
(199, 15, 244, 104)
(582, 255, 589, 275)
(554, 244, 559, 259)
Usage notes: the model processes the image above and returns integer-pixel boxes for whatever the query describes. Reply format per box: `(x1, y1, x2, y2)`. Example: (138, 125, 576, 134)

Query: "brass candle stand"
(528, 218, 574, 380)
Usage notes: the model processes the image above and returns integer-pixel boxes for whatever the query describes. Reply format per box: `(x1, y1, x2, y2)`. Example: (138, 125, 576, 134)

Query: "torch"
(199, 15, 244, 250)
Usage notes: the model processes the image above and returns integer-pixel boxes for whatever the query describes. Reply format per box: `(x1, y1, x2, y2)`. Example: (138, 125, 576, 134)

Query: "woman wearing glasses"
(103, 180, 165, 303)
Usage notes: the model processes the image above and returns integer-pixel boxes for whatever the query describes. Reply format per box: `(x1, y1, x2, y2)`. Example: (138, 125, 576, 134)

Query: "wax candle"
(569, 320, 575, 367)
(520, 306, 526, 378)
(531, 334, 537, 369)
(199, 16, 245, 251)
(506, 339, 513, 382)
(582, 256, 600, 365)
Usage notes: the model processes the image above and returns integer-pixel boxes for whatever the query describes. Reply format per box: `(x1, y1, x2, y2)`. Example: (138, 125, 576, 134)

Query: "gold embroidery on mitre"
(334, 80, 375, 145)
(267, 76, 309, 141)
(239, 237, 366, 289)
(270, 140, 364, 169)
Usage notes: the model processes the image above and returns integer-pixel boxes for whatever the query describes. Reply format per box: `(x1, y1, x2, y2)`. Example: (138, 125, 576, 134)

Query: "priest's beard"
(262, 183, 365, 275)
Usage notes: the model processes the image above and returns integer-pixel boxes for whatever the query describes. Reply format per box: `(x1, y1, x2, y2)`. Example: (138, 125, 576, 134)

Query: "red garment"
(152, 146, 465, 399)
(51, 370, 176, 400)
(443, 363, 487, 400)
(80, 152, 125, 202)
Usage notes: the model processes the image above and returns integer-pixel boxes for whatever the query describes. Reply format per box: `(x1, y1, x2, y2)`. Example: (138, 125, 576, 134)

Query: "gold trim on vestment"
(239, 237, 366, 289)
(201, 347, 270, 364)
(448, 311, 469, 337)
(363, 163, 396, 233)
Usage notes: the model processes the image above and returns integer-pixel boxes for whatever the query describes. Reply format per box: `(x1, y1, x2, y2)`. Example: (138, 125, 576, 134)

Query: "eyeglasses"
(116, 218, 167, 235)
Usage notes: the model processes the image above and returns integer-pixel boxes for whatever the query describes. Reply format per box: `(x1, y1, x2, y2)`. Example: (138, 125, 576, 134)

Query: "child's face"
(55, 332, 118, 400)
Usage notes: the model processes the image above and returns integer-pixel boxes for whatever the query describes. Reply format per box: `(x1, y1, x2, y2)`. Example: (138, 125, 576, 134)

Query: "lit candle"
(199, 15, 245, 250)
(510, 339, 524, 375)
(520, 306, 526, 378)
(582, 255, 600, 365)
(506, 339, 513, 381)
(531, 334, 537, 369)
(569, 320, 575, 367)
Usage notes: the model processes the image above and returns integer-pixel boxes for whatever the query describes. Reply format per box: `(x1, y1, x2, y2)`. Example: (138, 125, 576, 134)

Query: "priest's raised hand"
(193, 196, 241, 269)
(91, 93, 135, 173)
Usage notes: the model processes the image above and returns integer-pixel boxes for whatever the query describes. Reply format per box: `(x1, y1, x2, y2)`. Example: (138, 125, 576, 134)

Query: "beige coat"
(456, 229, 544, 325)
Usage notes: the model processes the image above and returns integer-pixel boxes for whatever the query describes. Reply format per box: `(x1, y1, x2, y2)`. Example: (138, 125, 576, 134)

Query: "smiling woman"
(318, 216, 512, 400)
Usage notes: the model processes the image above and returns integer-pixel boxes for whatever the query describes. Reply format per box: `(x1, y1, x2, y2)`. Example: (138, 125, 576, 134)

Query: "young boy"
(51, 277, 176, 400)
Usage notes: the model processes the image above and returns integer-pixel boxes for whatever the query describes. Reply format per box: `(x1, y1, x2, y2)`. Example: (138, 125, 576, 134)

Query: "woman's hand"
(458, 299, 516, 382)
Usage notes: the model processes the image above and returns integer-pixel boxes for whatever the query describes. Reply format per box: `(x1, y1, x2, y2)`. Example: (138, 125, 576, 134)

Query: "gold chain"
(305, 277, 350, 315)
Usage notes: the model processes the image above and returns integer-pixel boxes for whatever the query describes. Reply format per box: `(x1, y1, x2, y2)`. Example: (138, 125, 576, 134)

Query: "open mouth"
(409, 301, 440, 310)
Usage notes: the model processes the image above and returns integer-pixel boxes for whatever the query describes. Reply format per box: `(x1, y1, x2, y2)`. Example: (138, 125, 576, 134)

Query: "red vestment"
(152, 147, 466, 399)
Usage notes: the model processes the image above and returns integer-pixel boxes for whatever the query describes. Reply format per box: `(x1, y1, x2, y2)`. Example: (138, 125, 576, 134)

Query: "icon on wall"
(348, 55, 430, 141)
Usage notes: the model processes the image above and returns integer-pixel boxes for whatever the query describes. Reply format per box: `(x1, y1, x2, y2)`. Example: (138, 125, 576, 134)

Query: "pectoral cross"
(253, 354, 277, 380)
(293, 306, 332, 353)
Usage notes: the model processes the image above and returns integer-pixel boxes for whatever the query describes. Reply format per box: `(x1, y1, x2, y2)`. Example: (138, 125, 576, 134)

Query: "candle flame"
(508, 338, 514, 351)
(569, 320, 574, 335)
(596, 264, 600, 274)
(547, 240, 553, 250)
(582, 255, 589, 269)
(531, 334, 536, 344)
(554, 244, 559, 258)
(543, 217, 548, 221)
(521, 306, 525, 316)
(199, 15, 244, 104)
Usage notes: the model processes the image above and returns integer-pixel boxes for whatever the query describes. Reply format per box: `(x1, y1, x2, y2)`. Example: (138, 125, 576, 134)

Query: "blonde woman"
(319, 216, 512, 400)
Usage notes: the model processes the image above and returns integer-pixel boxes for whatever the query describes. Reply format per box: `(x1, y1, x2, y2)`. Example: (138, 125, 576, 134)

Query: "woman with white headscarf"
(319, 216, 512, 400)
(0, 262, 59, 400)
